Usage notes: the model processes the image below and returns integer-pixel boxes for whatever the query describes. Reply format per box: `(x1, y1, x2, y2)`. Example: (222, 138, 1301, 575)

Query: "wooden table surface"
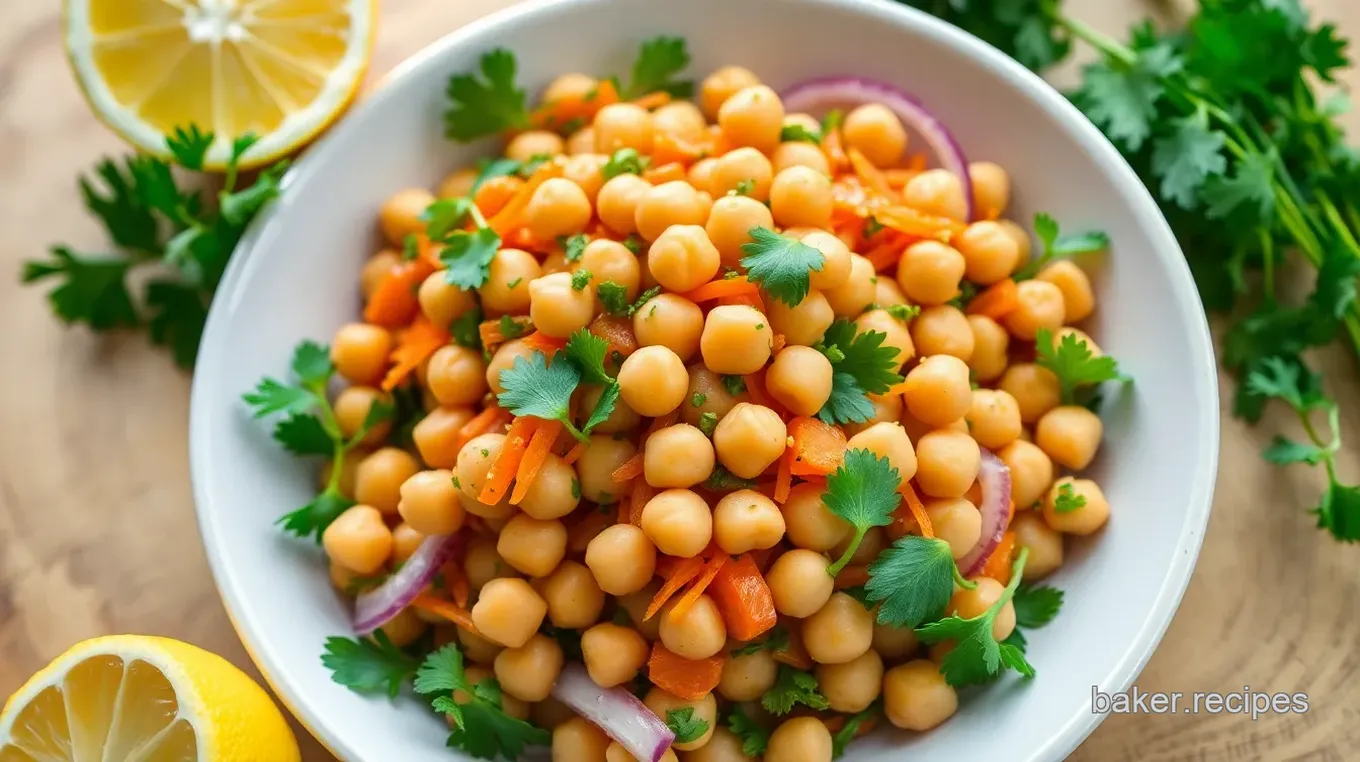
(3, 1, 1360, 759)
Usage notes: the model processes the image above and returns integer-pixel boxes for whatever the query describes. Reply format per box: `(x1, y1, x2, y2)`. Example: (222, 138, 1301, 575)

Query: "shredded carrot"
(875, 204, 967, 242)
(668, 554, 728, 622)
(631, 91, 672, 110)
(521, 331, 568, 355)
(629, 479, 654, 526)
(612, 453, 644, 483)
(589, 314, 638, 357)
(823, 715, 878, 737)
(480, 316, 534, 349)
(529, 78, 621, 131)
(833, 565, 870, 590)
(457, 405, 509, 450)
(652, 131, 705, 167)
(441, 561, 471, 609)
(708, 554, 778, 641)
(980, 531, 1018, 585)
(966, 278, 1020, 320)
(821, 122, 849, 173)
(774, 447, 794, 504)
(510, 419, 564, 505)
(364, 258, 434, 328)
(473, 175, 524, 217)
(772, 333, 787, 354)
(644, 556, 707, 620)
(647, 643, 724, 701)
(847, 147, 892, 196)
(864, 234, 911, 272)
(899, 482, 935, 539)
(701, 124, 730, 157)
(642, 161, 686, 184)
(884, 168, 921, 189)
(563, 441, 586, 465)
(381, 316, 449, 391)
(682, 276, 760, 303)
(410, 592, 477, 633)
(717, 291, 766, 313)
(773, 626, 814, 670)
(479, 416, 538, 504)
(488, 161, 564, 235)
(505, 227, 550, 252)
(568, 509, 611, 553)
(787, 417, 848, 476)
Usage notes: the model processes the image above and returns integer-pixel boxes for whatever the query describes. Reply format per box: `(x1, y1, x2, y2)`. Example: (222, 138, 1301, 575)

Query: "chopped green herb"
(1053, 482, 1087, 513)
(698, 412, 718, 437)
(780, 123, 822, 143)
(740, 226, 824, 307)
(571, 269, 592, 291)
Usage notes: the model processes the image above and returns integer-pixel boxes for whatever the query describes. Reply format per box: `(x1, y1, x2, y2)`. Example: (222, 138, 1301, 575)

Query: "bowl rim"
(189, 0, 1220, 759)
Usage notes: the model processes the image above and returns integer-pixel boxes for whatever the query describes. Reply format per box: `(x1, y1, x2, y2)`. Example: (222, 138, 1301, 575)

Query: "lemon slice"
(0, 635, 300, 761)
(63, 0, 376, 169)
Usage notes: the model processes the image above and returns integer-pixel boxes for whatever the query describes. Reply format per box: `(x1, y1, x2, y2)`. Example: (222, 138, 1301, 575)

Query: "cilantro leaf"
(496, 351, 588, 441)
(441, 228, 502, 289)
(565, 329, 613, 385)
(1073, 41, 1181, 151)
(220, 160, 288, 225)
(562, 233, 589, 262)
(1012, 213, 1109, 281)
(1151, 110, 1227, 209)
(698, 412, 718, 437)
(665, 707, 709, 744)
(730, 624, 789, 657)
(78, 158, 163, 253)
(1202, 150, 1276, 222)
(571, 269, 592, 291)
(452, 305, 484, 350)
(915, 548, 1033, 686)
(820, 373, 878, 426)
(274, 414, 335, 456)
(740, 226, 825, 306)
(279, 489, 354, 541)
(865, 535, 958, 628)
(998, 642, 1036, 677)
(704, 466, 759, 492)
(167, 124, 214, 170)
(1317, 481, 1360, 542)
(144, 279, 209, 368)
(444, 49, 529, 141)
(292, 341, 333, 384)
(602, 147, 650, 179)
(762, 665, 829, 715)
(625, 36, 694, 98)
(242, 378, 317, 418)
(781, 123, 822, 143)
(823, 449, 902, 575)
(831, 702, 880, 759)
(1052, 482, 1087, 513)
(21, 247, 138, 330)
(1034, 328, 1125, 404)
(599, 282, 659, 317)
(414, 643, 466, 694)
(321, 632, 418, 698)
(1262, 436, 1328, 466)
(415, 644, 551, 759)
(726, 706, 771, 758)
(815, 320, 905, 424)
(423, 197, 475, 239)
(721, 375, 746, 396)
(472, 157, 521, 193)
(1012, 584, 1064, 628)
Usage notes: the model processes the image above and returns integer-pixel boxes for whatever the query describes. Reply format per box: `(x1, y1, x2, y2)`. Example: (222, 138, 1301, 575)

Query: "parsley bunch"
(22, 125, 288, 368)
(907, 0, 1360, 540)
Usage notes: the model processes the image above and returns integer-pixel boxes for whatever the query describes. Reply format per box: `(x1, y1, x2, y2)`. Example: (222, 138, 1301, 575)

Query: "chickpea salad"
(244, 36, 1128, 762)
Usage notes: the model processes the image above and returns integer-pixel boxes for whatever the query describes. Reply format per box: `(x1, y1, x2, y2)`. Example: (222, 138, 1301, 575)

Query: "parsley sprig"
(822, 450, 904, 576)
(422, 197, 502, 289)
(915, 548, 1034, 686)
(761, 665, 830, 715)
(814, 320, 906, 424)
(865, 534, 974, 629)
(726, 705, 771, 757)
(740, 226, 825, 306)
(321, 632, 418, 698)
(665, 707, 709, 744)
(497, 330, 621, 442)
(414, 644, 551, 759)
(1034, 328, 1127, 406)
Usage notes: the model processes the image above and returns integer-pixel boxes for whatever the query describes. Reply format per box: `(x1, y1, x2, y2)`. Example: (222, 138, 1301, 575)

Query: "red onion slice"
(958, 448, 1011, 577)
(781, 76, 975, 221)
(354, 533, 459, 635)
(552, 664, 675, 762)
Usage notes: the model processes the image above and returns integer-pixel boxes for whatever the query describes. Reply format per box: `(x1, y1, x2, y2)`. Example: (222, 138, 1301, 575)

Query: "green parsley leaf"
(726, 705, 771, 758)
(731, 178, 756, 197)
(166, 124, 214, 170)
(703, 466, 758, 492)
(565, 329, 613, 385)
(721, 375, 747, 396)
(1012, 584, 1064, 629)
(762, 665, 829, 715)
(472, 157, 522, 192)
(884, 303, 920, 322)
(144, 279, 210, 367)
(780, 123, 822, 143)
(698, 412, 718, 437)
(21, 247, 138, 330)
(1034, 328, 1126, 404)
(571, 269, 592, 291)
(865, 535, 958, 628)
(451, 305, 485, 350)
(242, 378, 316, 418)
(415, 644, 551, 759)
(1073, 41, 1182, 151)
(820, 109, 843, 136)
(1317, 481, 1360, 542)
(1202, 149, 1277, 222)
(831, 702, 880, 759)
(402, 234, 420, 261)
(625, 36, 694, 98)
(279, 489, 355, 541)
(691, 392, 708, 407)
(1262, 436, 1329, 466)
(498, 314, 528, 341)
(79, 157, 162, 252)
(730, 624, 789, 657)
(815, 320, 905, 424)
(444, 49, 529, 141)
(915, 548, 1034, 686)
(598, 281, 632, 315)
(1012, 213, 1110, 281)
(440, 228, 502, 289)
(740, 226, 825, 306)
(321, 632, 418, 698)
(665, 707, 709, 744)
(823, 449, 902, 575)
(562, 233, 589, 262)
(496, 351, 589, 442)
(1053, 482, 1087, 513)
(219, 160, 288, 226)
(274, 414, 334, 456)
(1151, 110, 1227, 209)
(422, 197, 475, 239)
(602, 147, 651, 179)
(623, 235, 643, 255)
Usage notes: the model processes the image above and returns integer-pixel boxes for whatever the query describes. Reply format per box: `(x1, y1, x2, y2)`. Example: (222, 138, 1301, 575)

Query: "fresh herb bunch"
(22, 125, 289, 368)
(904, 0, 1360, 540)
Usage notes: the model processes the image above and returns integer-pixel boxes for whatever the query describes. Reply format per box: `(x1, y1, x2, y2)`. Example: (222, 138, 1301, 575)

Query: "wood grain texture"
(1, 1, 1358, 760)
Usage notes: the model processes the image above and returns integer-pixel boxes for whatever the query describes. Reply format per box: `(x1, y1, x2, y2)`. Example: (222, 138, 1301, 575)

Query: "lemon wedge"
(63, 0, 377, 169)
(0, 635, 300, 761)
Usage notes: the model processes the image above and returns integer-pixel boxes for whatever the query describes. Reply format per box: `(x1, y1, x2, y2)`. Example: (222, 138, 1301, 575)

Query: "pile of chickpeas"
(316, 61, 1112, 762)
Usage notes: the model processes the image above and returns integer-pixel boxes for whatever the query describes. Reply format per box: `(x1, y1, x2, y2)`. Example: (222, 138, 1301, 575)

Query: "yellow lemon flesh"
(64, 0, 376, 169)
(0, 635, 300, 761)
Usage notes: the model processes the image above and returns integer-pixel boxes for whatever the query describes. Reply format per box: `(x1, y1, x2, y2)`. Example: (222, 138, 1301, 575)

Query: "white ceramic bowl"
(190, 0, 1219, 758)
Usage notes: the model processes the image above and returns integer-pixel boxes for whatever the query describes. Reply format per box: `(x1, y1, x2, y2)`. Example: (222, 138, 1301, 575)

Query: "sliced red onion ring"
(354, 533, 460, 635)
(958, 448, 1011, 577)
(781, 76, 975, 221)
(552, 664, 675, 762)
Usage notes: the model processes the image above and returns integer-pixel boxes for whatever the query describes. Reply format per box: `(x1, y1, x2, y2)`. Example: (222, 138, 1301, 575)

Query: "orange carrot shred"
(644, 556, 707, 621)
(631, 91, 672, 110)
(410, 592, 477, 633)
(668, 554, 728, 622)
(875, 204, 967, 242)
(847, 147, 892, 196)
(642, 161, 686, 184)
(364, 258, 434, 328)
(457, 405, 509, 451)
(521, 331, 568, 355)
(774, 446, 793, 504)
(787, 417, 848, 476)
(529, 78, 621, 131)
(980, 531, 1017, 585)
(644, 409, 680, 438)
(900, 482, 935, 539)
(629, 479, 654, 526)
(612, 453, 644, 483)
(382, 316, 449, 391)
(682, 276, 760, 303)
(441, 561, 471, 609)
(966, 278, 1020, 320)
(489, 162, 564, 235)
(884, 168, 921, 189)
(510, 419, 564, 504)
(647, 643, 724, 701)
(479, 416, 537, 504)
(773, 626, 814, 670)
(652, 131, 705, 167)
(474, 175, 525, 217)
(480, 316, 533, 350)
(708, 554, 778, 641)
(589, 314, 638, 357)
(563, 441, 586, 465)
(834, 565, 870, 590)
(772, 333, 787, 353)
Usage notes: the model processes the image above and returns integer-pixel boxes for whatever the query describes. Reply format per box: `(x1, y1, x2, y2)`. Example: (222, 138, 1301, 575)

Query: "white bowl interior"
(190, 0, 1218, 759)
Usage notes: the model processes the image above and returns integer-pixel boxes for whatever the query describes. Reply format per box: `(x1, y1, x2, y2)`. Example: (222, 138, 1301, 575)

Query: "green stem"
(952, 564, 977, 590)
(827, 529, 866, 578)
(1260, 228, 1276, 305)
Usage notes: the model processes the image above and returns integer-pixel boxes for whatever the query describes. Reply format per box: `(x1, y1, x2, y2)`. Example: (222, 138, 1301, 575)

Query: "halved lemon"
(64, 0, 377, 170)
(0, 635, 300, 761)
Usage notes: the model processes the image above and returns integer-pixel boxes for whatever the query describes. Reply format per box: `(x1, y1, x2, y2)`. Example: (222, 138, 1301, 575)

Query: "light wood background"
(2, 1, 1359, 759)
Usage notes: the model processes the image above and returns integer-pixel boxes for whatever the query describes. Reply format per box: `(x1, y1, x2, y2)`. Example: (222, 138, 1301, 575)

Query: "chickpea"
(379, 188, 434, 245)
(553, 716, 611, 762)
(567, 127, 598, 155)
(718, 85, 784, 153)
(842, 391, 905, 439)
(528, 272, 596, 338)
(794, 230, 850, 292)
(660, 594, 727, 659)
(506, 130, 565, 162)
(618, 345, 689, 417)
(497, 514, 568, 578)
(524, 177, 593, 241)
(687, 157, 719, 196)
(843, 103, 908, 167)
(997, 219, 1033, 263)
(767, 548, 834, 617)
(708, 147, 775, 202)
(1011, 510, 1065, 578)
(950, 578, 1016, 641)
(782, 483, 852, 552)
(769, 166, 833, 229)
(1000, 363, 1062, 424)
(1036, 260, 1096, 323)
(471, 578, 547, 648)
(712, 490, 785, 554)
(712, 403, 786, 479)
(322, 504, 393, 575)
(1003, 279, 1066, 340)
(537, 560, 605, 629)
(874, 278, 909, 309)
(465, 535, 518, 591)
(773, 140, 832, 175)
(903, 169, 968, 222)
(396, 469, 465, 536)
(846, 422, 917, 482)
(681, 365, 744, 428)
(700, 305, 773, 375)
(418, 271, 478, 330)
(579, 383, 642, 435)
(596, 174, 652, 235)
(607, 744, 678, 762)
(765, 346, 834, 417)
(635, 182, 710, 242)
(641, 488, 713, 557)
(543, 72, 597, 104)
(449, 625, 503, 664)
(765, 717, 832, 762)
(1035, 405, 1103, 470)
(719, 650, 779, 702)
(616, 581, 663, 641)
(1043, 477, 1110, 535)
(922, 497, 981, 560)
(817, 649, 884, 713)
(873, 619, 919, 661)
(966, 389, 1023, 450)
(883, 660, 958, 731)
(624, 297, 701, 367)
(480, 248, 541, 315)
(487, 339, 537, 395)
(969, 161, 1010, 216)
(705, 195, 773, 266)
(579, 239, 640, 299)
(914, 431, 981, 499)
(804, 592, 874, 665)
(493, 633, 563, 702)
(897, 240, 965, 306)
(763, 290, 833, 349)
(901, 306, 969, 363)
(653, 100, 708, 142)
(647, 224, 721, 292)
(855, 308, 916, 369)
(701, 65, 761, 118)
(389, 522, 424, 566)
(517, 454, 578, 521)
(579, 622, 650, 688)
(997, 439, 1055, 509)
(456, 433, 505, 500)
(353, 447, 420, 515)
(585, 524, 657, 595)
(823, 254, 877, 317)
(955, 221, 1021, 285)
(426, 345, 488, 407)
(643, 690, 718, 752)
(576, 436, 637, 504)
(331, 323, 391, 386)
(561, 153, 609, 203)
(902, 355, 973, 429)
(641, 425, 712, 492)
(370, 606, 426, 649)
(436, 167, 477, 199)
(967, 315, 1010, 383)
(594, 103, 654, 154)
(360, 250, 400, 299)
(334, 386, 394, 446)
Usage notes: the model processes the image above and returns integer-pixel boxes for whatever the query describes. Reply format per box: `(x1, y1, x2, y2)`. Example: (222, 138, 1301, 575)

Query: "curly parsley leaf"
(823, 450, 902, 575)
(726, 706, 771, 758)
(665, 708, 709, 744)
(625, 36, 694, 98)
(1034, 328, 1126, 404)
(866, 535, 959, 629)
(1012, 584, 1064, 629)
(321, 631, 418, 698)
(915, 548, 1033, 686)
(444, 49, 529, 141)
(740, 226, 825, 306)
